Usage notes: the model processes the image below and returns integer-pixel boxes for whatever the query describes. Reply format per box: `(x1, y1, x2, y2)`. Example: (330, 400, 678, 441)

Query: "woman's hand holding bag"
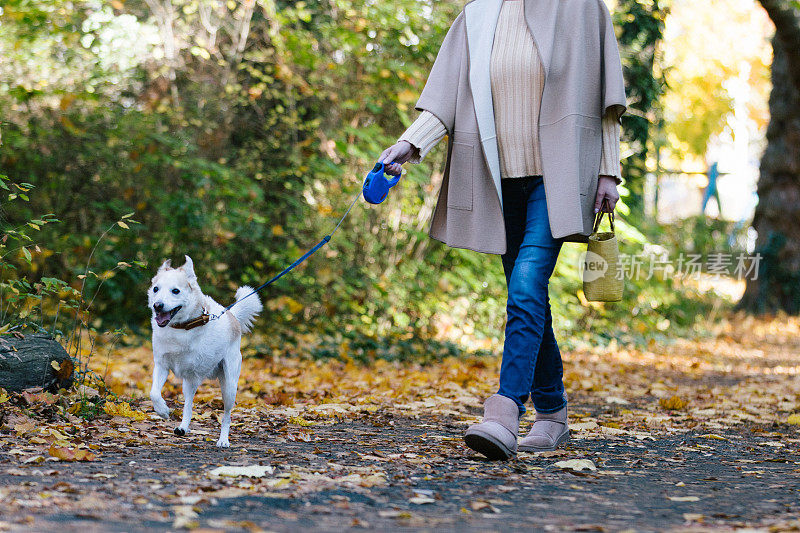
(583, 199, 622, 302)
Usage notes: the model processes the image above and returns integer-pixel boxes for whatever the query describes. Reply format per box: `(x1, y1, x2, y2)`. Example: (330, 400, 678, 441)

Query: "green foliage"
(657, 214, 749, 256)
(0, 173, 141, 399)
(614, 0, 671, 220)
(549, 207, 726, 350)
(0, 175, 68, 331)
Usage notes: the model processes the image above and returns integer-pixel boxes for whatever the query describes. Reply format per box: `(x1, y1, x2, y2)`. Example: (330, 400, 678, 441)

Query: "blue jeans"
(497, 176, 566, 416)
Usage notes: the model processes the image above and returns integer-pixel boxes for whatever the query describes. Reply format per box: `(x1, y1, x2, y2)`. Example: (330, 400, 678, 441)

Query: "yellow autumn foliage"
(659, 395, 688, 411)
(288, 416, 314, 427)
(103, 401, 148, 421)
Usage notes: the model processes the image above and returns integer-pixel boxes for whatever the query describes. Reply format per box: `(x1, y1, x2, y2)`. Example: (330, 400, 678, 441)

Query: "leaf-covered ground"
(2, 313, 800, 532)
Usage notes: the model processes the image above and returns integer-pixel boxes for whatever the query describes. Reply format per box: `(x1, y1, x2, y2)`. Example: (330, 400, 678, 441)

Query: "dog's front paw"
(216, 437, 230, 448)
(174, 427, 188, 437)
(151, 398, 171, 419)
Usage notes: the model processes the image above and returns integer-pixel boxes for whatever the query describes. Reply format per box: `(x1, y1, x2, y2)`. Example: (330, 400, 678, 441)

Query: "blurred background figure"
(701, 161, 722, 216)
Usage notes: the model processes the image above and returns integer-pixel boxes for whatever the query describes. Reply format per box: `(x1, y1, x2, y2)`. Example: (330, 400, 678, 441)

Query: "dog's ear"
(157, 259, 172, 273)
(181, 255, 197, 282)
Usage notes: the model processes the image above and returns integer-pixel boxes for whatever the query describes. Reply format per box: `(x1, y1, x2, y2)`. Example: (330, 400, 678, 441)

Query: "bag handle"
(592, 198, 615, 234)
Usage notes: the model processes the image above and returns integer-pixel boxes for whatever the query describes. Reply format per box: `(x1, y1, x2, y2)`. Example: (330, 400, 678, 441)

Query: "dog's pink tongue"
(155, 312, 172, 327)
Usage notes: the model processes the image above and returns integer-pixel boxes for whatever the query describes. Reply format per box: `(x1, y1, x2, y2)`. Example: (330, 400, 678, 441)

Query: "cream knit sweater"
(399, 0, 622, 183)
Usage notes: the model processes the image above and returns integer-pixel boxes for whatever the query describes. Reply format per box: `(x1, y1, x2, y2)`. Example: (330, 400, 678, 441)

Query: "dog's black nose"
(154, 302, 164, 312)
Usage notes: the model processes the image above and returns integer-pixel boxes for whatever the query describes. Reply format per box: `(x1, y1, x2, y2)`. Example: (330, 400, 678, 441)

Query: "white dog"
(148, 255, 262, 447)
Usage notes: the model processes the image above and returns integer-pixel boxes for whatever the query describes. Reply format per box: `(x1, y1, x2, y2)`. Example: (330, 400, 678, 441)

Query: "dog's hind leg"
(175, 377, 201, 437)
(216, 356, 241, 448)
(150, 363, 171, 419)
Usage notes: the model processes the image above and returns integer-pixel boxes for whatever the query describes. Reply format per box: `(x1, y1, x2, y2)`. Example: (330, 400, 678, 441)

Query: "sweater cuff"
(398, 111, 447, 163)
(599, 111, 623, 185)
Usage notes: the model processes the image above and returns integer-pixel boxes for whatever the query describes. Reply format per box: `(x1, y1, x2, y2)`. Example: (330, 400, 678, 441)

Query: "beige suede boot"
(464, 394, 520, 460)
(518, 404, 569, 452)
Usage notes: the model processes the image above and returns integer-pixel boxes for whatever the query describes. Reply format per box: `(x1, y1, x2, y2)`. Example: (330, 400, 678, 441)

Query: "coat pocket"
(578, 125, 601, 196)
(447, 142, 474, 210)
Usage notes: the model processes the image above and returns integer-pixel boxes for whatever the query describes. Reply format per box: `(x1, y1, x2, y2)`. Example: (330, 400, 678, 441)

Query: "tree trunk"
(0, 335, 74, 392)
(740, 2, 800, 313)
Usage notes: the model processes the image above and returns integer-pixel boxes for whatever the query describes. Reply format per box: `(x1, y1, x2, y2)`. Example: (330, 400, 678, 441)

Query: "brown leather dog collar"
(169, 310, 210, 330)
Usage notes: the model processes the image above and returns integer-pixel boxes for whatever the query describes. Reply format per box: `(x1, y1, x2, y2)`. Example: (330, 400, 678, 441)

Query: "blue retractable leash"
(209, 161, 401, 320)
(362, 161, 401, 204)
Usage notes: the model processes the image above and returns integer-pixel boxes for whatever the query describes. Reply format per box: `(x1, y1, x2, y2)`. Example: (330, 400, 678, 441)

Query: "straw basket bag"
(582, 200, 622, 302)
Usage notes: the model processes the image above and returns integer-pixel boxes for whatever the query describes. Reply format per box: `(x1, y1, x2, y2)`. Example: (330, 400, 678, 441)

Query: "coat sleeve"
(413, 10, 467, 134)
(598, 0, 627, 126)
(599, 110, 623, 185)
(399, 110, 448, 163)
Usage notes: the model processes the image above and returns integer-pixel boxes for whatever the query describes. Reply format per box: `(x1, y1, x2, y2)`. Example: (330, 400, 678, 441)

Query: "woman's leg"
(497, 176, 564, 415)
(460, 177, 535, 460)
(464, 176, 565, 459)
(530, 297, 566, 413)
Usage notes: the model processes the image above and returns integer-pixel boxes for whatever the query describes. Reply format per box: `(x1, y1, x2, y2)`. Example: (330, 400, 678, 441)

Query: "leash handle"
(363, 161, 401, 204)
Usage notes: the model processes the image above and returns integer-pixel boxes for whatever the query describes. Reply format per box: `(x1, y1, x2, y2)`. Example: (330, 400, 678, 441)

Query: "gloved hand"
(378, 140, 417, 176)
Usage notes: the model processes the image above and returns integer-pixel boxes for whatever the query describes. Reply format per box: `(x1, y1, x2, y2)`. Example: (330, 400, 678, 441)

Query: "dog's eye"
(153, 287, 159, 293)
(171, 288, 180, 294)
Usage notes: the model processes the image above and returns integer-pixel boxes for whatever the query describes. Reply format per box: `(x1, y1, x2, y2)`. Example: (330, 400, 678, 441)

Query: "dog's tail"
(230, 286, 263, 334)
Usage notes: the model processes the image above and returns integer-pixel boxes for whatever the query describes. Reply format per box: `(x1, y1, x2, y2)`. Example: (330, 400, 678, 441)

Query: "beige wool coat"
(415, 0, 628, 254)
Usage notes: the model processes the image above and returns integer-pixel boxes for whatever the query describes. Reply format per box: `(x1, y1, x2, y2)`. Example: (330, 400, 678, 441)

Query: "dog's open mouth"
(154, 306, 182, 328)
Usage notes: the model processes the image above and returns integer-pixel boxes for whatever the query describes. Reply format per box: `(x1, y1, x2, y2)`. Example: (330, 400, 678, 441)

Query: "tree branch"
(143, 0, 180, 104)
